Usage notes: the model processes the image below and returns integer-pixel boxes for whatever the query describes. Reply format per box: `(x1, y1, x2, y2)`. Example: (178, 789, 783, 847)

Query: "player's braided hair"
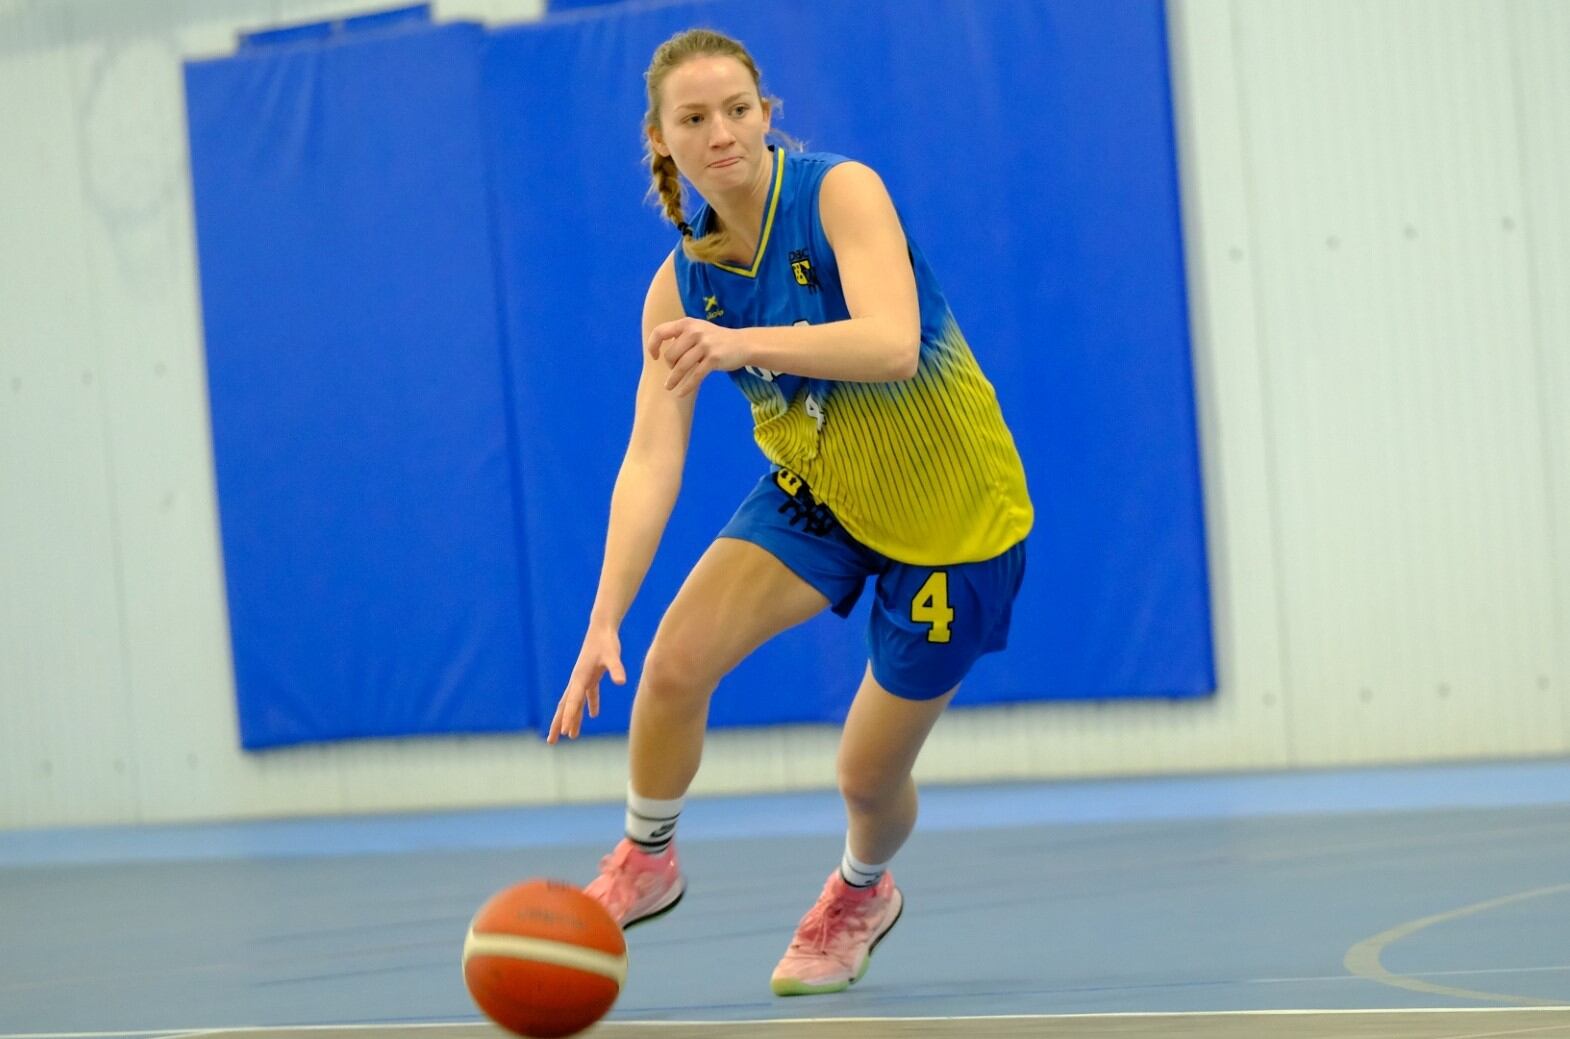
(643, 28, 796, 266)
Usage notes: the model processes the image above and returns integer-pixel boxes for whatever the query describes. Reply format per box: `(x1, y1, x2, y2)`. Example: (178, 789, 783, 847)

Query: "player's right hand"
(547, 625, 626, 744)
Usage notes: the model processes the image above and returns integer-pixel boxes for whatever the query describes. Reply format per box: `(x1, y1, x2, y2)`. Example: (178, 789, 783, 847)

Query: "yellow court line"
(1344, 883, 1570, 1005)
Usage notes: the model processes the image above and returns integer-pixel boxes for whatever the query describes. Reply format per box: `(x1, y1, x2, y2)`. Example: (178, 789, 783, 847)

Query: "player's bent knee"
(836, 760, 906, 814)
(638, 637, 721, 711)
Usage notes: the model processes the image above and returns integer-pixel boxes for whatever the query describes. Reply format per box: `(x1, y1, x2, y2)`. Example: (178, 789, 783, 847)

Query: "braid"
(650, 152, 688, 236)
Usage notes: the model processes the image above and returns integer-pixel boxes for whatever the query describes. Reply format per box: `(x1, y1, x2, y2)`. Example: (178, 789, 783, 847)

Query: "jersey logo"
(774, 468, 836, 537)
(789, 249, 819, 292)
(704, 294, 725, 320)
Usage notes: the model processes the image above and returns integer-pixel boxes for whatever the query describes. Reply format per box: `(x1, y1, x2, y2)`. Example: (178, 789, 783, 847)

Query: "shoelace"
(594, 848, 647, 913)
(792, 896, 871, 957)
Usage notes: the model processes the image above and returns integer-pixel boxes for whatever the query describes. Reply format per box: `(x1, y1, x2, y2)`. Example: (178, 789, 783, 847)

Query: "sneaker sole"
(621, 881, 686, 931)
(769, 888, 904, 997)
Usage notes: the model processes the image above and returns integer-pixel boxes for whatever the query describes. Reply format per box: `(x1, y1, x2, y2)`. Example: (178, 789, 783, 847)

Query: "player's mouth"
(708, 156, 742, 169)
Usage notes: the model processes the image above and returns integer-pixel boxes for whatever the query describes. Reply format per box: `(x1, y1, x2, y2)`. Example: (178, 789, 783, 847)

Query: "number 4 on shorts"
(911, 571, 954, 644)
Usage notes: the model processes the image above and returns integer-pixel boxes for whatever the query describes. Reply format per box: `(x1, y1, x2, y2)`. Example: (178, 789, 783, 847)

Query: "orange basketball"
(462, 879, 627, 1038)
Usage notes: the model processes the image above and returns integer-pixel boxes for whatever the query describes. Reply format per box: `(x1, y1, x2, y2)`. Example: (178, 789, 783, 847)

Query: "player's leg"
(588, 537, 829, 928)
(589, 470, 879, 929)
(836, 665, 957, 876)
(770, 540, 1027, 994)
(768, 668, 953, 996)
(628, 536, 829, 802)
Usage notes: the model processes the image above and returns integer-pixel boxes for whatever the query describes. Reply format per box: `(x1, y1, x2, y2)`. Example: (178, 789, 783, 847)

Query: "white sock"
(839, 838, 887, 888)
(625, 785, 683, 854)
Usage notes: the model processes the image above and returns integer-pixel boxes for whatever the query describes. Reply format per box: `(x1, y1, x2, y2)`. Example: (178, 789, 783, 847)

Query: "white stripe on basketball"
(462, 928, 628, 986)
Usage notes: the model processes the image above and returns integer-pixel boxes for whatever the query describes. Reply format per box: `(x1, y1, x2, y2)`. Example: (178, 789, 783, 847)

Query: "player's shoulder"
(789, 148, 852, 171)
(820, 159, 887, 196)
(788, 149, 875, 186)
(786, 151, 891, 223)
(816, 159, 897, 235)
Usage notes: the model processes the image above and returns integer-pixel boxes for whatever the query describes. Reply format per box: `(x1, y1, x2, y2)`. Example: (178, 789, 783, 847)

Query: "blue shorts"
(717, 469, 1026, 700)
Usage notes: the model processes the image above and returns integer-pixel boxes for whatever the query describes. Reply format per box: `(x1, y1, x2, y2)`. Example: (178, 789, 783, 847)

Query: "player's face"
(651, 55, 771, 197)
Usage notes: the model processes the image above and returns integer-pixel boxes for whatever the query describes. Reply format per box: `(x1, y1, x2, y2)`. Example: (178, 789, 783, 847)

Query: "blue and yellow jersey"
(674, 148, 1032, 566)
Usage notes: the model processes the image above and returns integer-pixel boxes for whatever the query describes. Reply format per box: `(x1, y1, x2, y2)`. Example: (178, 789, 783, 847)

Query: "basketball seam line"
(462, 929, 628, 986)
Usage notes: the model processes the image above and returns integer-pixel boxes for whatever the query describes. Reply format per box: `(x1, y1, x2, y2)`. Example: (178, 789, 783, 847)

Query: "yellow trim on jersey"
(712, 149, 785, 278)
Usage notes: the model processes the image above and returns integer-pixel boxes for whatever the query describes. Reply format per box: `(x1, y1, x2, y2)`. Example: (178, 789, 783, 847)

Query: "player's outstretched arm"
(548, 255, 696, 743)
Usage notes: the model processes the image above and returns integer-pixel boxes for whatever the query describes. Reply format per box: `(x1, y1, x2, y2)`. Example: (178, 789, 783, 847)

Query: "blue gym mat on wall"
(185, 0, 1213, 749)
(186, 16, 536, 748)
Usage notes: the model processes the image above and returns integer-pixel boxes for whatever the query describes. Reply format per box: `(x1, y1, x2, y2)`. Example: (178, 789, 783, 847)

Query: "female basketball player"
(545, 28, 1032, 996)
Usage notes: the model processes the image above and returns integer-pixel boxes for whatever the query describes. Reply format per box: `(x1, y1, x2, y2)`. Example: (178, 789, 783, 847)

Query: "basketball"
(462, 879, 627, 1038)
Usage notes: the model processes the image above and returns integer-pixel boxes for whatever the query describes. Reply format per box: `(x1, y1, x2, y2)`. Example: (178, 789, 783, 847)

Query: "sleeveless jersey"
(674, 148, 1032, 566)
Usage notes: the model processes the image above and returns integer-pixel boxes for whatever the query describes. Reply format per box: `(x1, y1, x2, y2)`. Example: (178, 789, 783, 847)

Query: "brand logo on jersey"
(704, 294, 725, 320)
(789, 249, 819, 292)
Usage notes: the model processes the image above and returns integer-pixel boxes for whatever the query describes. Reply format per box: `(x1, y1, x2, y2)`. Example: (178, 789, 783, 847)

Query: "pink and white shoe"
(583, 838, 686, 929)
(770, 871, 903, 996)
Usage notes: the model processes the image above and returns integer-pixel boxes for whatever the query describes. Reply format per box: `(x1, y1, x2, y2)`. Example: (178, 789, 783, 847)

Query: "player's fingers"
(578, 662, 602, 723)
(652, 333, 680, 364)
(565, 679, 591, 737)
(546, 700, 564, 744)
(608, 658, 626, 685)
(665, 342, 706, 390)
(572, 694, 589, 736)
(661, 329, 699, 372)
(672, 356, 710, 398)
(649, 319, 693, 360)
(646, 319, 679, 358)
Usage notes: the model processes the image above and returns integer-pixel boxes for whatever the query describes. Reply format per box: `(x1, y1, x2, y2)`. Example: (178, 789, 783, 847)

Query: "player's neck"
(703, 148, 774, 266)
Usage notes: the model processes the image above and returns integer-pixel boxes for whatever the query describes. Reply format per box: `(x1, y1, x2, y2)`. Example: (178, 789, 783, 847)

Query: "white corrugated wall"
(0, 0, 1565, 828)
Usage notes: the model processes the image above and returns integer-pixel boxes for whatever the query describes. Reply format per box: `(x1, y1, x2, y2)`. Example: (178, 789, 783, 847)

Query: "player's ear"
(648, 125, 671, 158)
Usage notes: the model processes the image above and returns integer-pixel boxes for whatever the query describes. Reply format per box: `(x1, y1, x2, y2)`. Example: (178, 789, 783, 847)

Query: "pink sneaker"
(583, 838, 686, 929)
(770, 871, 903, 996)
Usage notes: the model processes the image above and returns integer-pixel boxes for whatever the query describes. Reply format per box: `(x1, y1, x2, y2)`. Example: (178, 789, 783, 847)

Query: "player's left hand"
(646, 317, 748, 397)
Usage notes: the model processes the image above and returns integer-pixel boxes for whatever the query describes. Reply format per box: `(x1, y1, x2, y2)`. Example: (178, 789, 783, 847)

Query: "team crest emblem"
(789, 249, 819, 292)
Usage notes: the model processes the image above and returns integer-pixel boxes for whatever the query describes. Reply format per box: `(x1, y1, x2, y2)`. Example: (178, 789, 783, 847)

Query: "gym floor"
(3, 760, 1569, 1038)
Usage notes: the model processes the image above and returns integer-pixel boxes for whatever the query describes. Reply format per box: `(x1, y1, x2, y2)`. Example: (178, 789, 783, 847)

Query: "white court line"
(1242, 963, 1570, 986)
(8, 1007, 1570, 1038)
(1440, 1023, 1570, 1039)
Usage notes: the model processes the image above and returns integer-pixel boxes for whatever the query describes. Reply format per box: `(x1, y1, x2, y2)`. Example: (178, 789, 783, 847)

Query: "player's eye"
(731, 104, 749, 117)
(685, 114, 702, 125)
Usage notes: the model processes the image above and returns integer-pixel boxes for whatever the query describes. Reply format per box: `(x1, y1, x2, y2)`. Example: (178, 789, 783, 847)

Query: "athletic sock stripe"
(628, 809, 681, 822)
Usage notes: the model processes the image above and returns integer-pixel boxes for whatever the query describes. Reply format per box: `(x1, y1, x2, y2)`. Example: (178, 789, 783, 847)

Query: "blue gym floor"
(2, 760, 1569, 1037)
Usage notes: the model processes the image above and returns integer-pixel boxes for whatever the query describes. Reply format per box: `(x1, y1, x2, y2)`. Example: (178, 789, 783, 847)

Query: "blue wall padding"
(485, 0, 1213, 736)
(186, 23, 534, 749)
(188, 0, 1213, 748)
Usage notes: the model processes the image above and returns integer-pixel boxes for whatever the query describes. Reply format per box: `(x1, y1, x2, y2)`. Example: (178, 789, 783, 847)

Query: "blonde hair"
(643, 28, 796, 266)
